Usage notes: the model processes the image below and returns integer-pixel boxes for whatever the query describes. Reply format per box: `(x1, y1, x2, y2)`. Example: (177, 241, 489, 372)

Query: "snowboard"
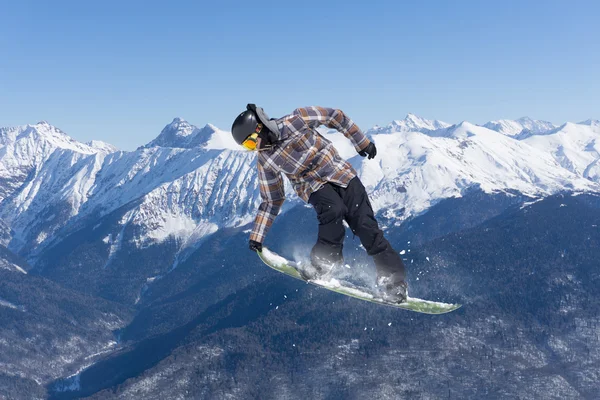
(257, 247, 461, 314)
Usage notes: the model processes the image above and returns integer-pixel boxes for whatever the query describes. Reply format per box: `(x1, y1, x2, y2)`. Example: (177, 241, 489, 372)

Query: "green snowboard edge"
(257, 247, 461, 315)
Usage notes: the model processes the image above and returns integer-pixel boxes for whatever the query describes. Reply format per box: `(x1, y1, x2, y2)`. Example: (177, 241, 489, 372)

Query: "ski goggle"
(241, 124, 263, 151)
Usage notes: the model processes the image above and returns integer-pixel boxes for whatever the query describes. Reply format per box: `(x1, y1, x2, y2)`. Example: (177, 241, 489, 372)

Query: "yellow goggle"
(241, 124, 263, 151)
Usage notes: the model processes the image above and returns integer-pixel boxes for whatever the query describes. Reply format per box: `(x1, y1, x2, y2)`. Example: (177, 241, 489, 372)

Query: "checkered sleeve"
(293, 106, 370, 152)
(249, 157, 285, 244)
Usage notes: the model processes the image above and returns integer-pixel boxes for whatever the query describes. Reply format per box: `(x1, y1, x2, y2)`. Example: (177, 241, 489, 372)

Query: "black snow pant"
(307, 177, 406, 284)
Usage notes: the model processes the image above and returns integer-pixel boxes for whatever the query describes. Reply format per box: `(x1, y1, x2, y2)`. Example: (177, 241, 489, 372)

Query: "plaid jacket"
(249, 106, 371, 243)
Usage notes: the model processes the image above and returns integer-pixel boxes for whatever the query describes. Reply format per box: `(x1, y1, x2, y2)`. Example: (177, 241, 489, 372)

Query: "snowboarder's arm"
(293, 106, 371, 153)
(249, 159, 285, 244)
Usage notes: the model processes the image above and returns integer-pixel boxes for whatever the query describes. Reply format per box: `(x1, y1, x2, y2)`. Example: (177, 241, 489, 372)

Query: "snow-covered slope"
(522, 122, 600, 181)
(0, 120, 261, 259)
(579, 119, 600, 127)
(331, 121, 598, 221)
(0, 261, 27, 274)
(0, 122, 108, 203)
(0, 123, 118, 250)
(75, 147, 273, 252)
(87, 140, 119, 153)
(483, 117, 556, 137)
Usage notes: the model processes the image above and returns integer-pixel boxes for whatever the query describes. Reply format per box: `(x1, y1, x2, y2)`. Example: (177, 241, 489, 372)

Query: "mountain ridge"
(1, 115, 599, 266)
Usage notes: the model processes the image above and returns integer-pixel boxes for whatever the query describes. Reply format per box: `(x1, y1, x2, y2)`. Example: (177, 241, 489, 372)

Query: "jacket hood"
(247, 104, 282, 141)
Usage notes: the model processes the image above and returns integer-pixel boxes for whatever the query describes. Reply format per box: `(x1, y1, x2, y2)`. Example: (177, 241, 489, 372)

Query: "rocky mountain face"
(0, 245, 132, 400)
(51, 193, 600, 400)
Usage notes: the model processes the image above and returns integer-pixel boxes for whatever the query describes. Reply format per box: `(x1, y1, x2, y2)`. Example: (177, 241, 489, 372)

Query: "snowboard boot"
(377, 275, 408, 304)
(300, 247, 343, 281)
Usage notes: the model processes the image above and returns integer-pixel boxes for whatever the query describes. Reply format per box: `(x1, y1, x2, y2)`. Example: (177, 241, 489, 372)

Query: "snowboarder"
(231, 105, 407, 303)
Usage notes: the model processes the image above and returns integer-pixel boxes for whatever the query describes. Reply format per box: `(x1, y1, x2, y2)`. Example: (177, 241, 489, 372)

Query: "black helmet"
(231, 109, 259, 145)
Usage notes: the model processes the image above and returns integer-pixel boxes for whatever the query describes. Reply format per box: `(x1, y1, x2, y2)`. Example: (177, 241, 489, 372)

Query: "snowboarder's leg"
(307, 183, 346, 276)
(339, 178, 407, 301)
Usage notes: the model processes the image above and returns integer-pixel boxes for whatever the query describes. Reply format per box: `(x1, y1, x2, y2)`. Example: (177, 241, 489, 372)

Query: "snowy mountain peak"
(166, 118, 195, 136)
(186, 124, 219, 148)
(205, 123, 219, 132)
(454, 121, 479, 131)
(579, 119, 600, 127)
(551, 121, 600, 137)
(405, 113, 427, 125)
(0, 122, 100, 155)
(86, 140, 119, 153)
(201, 123, 218, 134)
(366, 114, 450, 135)
(428, 121, 480, 139)
(483, 117, 556, 137)
(24, 122, 69, 139)
(516, 116, 534, 123)
(144, 119, 215, 149)
(204, 125, 240, 151)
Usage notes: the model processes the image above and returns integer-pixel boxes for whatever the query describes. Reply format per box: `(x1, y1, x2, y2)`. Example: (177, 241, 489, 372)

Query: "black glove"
(249, 240, 263, 253)
(358, 142, 377, 159)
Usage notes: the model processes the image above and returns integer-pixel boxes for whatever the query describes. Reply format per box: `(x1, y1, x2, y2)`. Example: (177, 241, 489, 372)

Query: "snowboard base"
(258, 247, 461, 314)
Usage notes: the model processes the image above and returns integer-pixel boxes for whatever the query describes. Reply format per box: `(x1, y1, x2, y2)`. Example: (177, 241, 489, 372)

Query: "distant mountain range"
(1, 112, 599, 399)
(1, 113, 598, 265)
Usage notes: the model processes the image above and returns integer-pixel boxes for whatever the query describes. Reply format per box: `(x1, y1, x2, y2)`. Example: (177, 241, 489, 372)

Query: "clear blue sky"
(1, 0, 599, 150)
